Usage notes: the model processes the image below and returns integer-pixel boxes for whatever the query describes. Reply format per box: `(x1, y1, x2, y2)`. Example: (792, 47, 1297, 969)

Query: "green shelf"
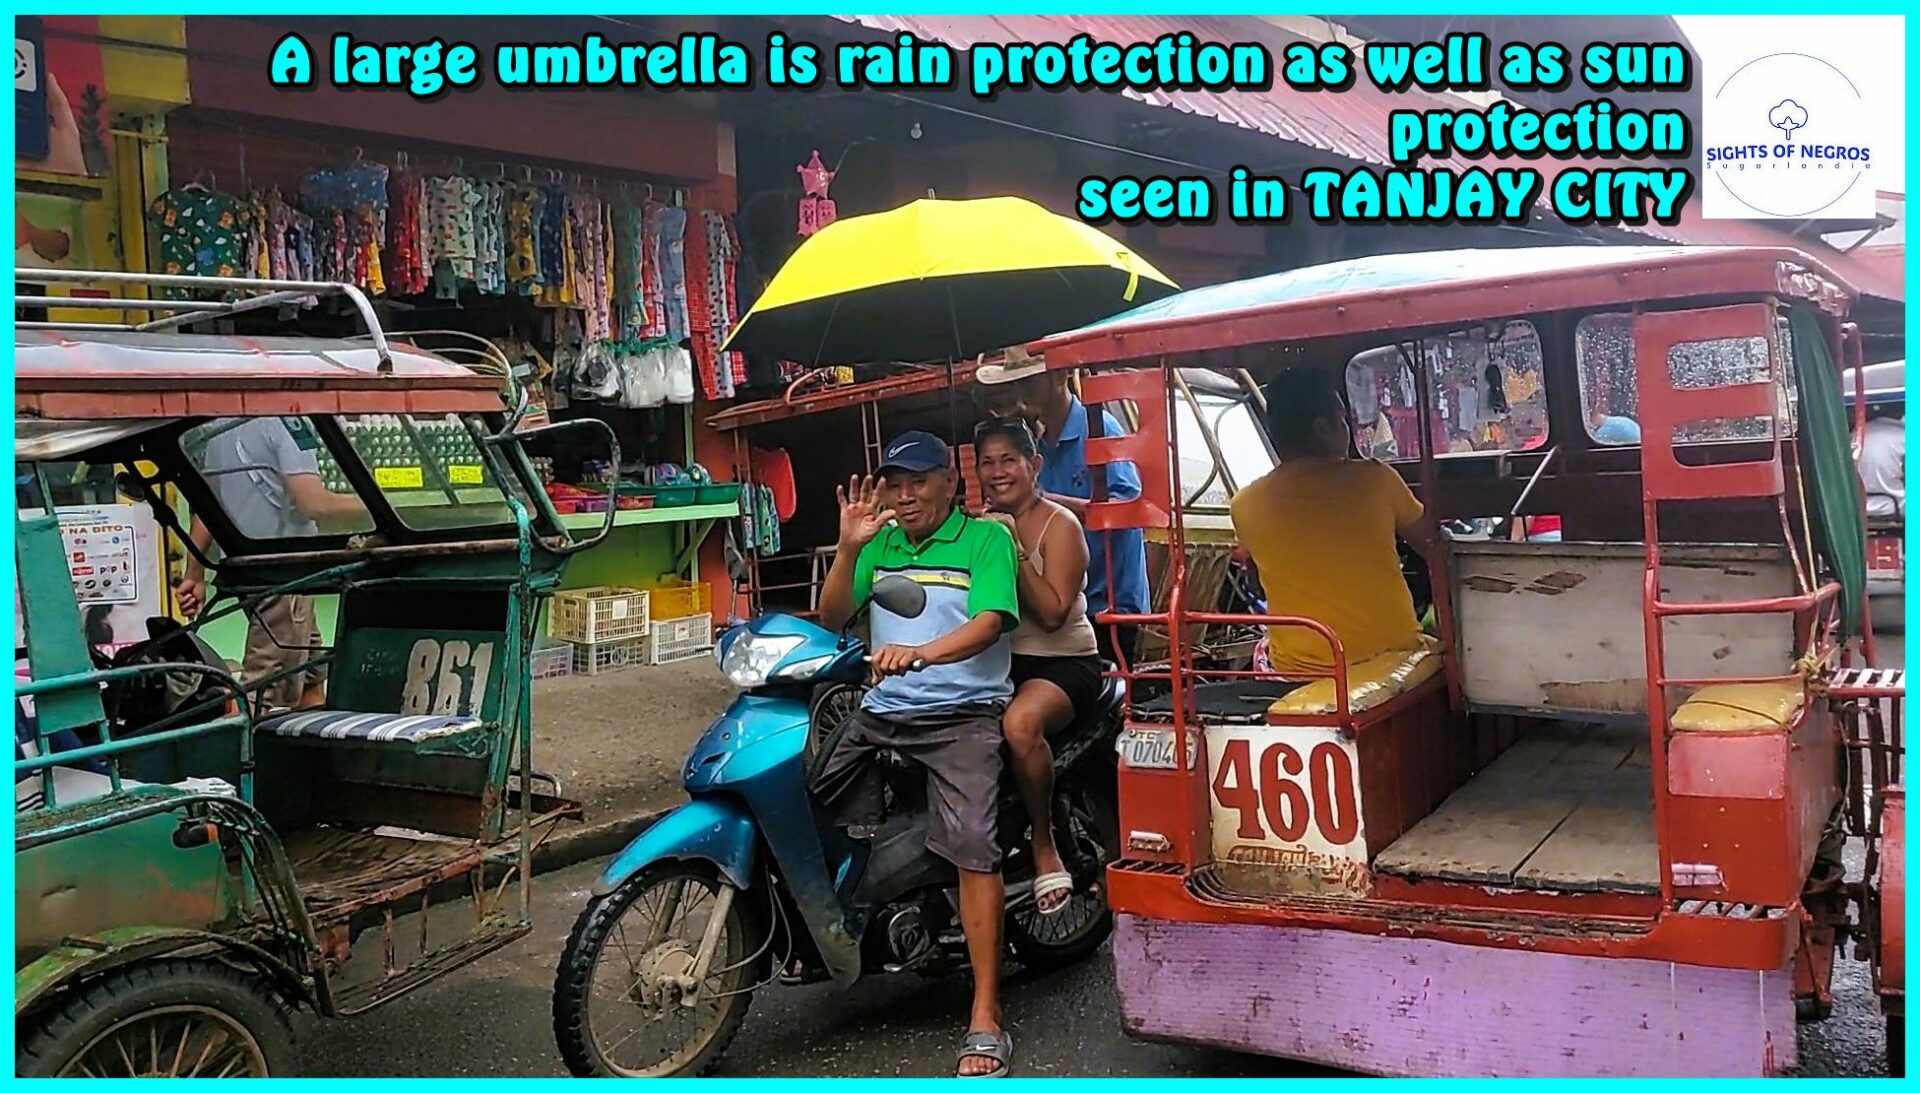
(559, 502, 740, 532)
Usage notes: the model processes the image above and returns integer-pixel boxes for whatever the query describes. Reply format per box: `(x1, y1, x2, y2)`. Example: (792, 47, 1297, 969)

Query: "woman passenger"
(974, 419, 1103, 916)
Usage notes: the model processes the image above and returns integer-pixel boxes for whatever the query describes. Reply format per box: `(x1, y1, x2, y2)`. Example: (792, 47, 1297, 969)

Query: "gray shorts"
(244, 595, 328, 712)
(809, 705, 1004, 874)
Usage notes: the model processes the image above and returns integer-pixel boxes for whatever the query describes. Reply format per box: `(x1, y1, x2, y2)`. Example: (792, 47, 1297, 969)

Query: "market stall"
(151, 16, 752, 677)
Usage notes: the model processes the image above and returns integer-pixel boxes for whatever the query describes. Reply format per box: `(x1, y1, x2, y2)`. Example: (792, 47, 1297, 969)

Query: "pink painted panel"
(1112, 915, 1797, 1076)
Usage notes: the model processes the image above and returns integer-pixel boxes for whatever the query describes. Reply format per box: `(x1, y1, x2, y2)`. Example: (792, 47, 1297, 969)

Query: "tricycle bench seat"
(258, 710, 485, 744)
(1670, 681, 1805, 733)
(1267, 637, 1442, 718)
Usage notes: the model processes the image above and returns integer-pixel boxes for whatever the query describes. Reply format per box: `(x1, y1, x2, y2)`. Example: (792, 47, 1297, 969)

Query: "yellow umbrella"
(723, 196, 1177, 365)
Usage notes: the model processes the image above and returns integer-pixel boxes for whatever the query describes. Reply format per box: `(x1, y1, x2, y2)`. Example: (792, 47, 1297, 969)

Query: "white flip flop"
(1033, 871, 1075, 917)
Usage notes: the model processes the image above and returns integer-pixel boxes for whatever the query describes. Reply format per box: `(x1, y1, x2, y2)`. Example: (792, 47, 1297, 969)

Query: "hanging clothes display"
(147, 186, 249, 279)
(686, 208, 747, 400)
(613, 202, 649, 340)
(154, 153, 742, 426)
(649, 202, 690, 340)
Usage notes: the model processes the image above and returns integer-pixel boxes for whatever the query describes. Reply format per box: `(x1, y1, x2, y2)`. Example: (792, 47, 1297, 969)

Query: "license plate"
(1117, 727, 1194, 770)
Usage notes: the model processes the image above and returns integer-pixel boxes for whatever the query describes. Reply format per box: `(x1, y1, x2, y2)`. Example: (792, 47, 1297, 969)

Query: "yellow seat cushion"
(1269, 636, 1443, 717)
(1670, 681, 1806, 733)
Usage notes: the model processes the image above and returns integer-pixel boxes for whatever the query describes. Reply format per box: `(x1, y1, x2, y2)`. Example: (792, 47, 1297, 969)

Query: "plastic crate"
(647, 579, 712, 622)
(531, 643, 573, 681)
(549, 586, 650, 643)
(570, 636, 648, 676)
(646, 615, 715, 665)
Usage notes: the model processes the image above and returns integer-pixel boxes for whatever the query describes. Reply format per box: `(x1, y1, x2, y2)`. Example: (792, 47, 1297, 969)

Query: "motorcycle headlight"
(721, 634, 805, 688)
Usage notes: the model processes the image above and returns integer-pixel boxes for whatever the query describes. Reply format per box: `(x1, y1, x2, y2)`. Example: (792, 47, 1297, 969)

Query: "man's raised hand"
(836, 475, 895, 549)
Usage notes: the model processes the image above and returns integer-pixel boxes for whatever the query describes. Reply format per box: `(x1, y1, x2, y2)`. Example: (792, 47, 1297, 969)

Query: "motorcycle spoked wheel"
(552, 862, 762, 1078)
(1007, 782, 1120, 970)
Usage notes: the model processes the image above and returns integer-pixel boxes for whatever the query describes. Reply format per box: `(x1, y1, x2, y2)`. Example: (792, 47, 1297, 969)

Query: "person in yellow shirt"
(1231, 368, 1440, 678)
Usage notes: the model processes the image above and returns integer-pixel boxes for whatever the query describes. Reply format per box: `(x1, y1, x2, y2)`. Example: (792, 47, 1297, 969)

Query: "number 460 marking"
(1210, 736, 1361, 847)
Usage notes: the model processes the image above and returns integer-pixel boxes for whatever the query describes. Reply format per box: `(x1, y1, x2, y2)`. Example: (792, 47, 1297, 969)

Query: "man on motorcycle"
(812, 430, 1022, 1078)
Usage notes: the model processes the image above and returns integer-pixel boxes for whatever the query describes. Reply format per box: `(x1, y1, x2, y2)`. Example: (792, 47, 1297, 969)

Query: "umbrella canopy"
(723, 196, 1177, 365)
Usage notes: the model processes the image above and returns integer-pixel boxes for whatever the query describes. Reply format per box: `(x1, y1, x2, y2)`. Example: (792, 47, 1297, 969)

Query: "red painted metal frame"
(1046, 252, 1896, 1048)
(1629, 304, 1853, 914)
(1107, 864, 1799, 971)
(705, 359, 984, 432)
(17, 339, 505, 421)
(1879, 786, 1905, 1010)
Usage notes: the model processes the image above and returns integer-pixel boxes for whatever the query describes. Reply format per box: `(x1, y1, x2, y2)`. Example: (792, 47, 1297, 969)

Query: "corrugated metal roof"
(835, 14, 1421, 170)
(831, 15, 1901, 300)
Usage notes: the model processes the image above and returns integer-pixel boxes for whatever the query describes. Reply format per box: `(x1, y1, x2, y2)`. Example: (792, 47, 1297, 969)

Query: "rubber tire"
(805, 683, 864, 767)
(1890, 1014, 1905, 1078)
(1008, 782, 1121, 971)
(552, 862, 760, 1078)
(17, 959, 296, 1078)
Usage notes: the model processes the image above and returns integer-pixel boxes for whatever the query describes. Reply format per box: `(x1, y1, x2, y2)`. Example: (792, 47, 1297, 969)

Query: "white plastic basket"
(570, 635, 648, 676)
(646, 615, 714, 666)
(549, 587, 650, 643)
(531, 643, 573, 681)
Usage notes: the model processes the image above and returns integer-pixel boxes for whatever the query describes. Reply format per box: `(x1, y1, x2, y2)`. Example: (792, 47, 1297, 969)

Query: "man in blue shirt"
(978, 350, 1151, 666)
(1587, 403, 1642, 445)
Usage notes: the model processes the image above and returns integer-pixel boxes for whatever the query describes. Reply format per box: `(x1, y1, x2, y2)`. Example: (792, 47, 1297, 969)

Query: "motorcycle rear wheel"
(553, 862, 760, 1077)
(1008, 783, 1120, 970)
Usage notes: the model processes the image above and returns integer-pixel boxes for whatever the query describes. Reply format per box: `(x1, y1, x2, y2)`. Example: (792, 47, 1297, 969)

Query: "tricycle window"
(1344, 320, 1547, 461)
(1173, 392, 1273, 508)
(177, 413, 520, 540)
(178, 417, 377, 539)
(1575, 312, 1799, 445)
(334, 412, 518, 532)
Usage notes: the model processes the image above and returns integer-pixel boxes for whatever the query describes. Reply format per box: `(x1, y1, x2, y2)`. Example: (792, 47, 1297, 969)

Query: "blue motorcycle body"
(593, 613, 871, 984)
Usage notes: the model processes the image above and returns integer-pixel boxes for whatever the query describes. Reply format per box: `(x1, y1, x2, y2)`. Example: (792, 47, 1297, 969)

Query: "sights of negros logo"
(1703, 51, 1877, 219)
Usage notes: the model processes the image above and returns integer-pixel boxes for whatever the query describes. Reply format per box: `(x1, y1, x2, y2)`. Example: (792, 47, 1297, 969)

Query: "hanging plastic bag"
(665, 345, 696, 405)
(634, 347, 669, 408)
(622, 345, 668, 409)
(575, 341, 620, 402)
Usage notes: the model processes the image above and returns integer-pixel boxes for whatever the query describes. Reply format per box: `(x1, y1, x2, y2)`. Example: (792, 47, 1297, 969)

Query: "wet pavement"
(300, 637, 1902, 1077)
(299, 858, 1894, 1078)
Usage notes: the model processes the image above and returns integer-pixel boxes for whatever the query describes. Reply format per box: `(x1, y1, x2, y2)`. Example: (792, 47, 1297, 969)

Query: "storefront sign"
(15, 504, 164, 655)
(15, 15, 108, 179)
(17, 18, 49, 159)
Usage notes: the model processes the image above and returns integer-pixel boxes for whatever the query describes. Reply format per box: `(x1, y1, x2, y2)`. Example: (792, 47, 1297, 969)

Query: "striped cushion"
(257, 710, 484, 743)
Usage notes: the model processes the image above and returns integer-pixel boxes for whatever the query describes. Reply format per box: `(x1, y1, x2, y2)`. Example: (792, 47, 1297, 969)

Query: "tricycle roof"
(15, 329, 506, 422)
(1031, 244, 1856, 368)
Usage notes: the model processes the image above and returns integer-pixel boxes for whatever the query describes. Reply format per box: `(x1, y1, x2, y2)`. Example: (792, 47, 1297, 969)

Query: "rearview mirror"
(871, 575, 927, 619)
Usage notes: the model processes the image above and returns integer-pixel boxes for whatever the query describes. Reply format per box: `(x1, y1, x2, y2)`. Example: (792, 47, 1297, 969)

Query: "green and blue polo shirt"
(852, 508, 1019, 715)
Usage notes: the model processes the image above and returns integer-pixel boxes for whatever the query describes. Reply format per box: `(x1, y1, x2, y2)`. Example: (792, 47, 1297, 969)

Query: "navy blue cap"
(876, 430, 952, 475)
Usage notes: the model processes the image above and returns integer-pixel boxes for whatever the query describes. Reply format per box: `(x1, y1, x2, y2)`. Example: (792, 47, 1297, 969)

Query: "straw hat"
(975, 345, 1049, 386)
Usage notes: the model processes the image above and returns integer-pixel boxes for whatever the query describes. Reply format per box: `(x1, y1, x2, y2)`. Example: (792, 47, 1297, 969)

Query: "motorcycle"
(551, 577, 1125, 1077)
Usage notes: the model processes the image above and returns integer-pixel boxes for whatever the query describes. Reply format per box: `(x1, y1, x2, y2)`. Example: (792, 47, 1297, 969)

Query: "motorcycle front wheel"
(553, 862, 761, 1077)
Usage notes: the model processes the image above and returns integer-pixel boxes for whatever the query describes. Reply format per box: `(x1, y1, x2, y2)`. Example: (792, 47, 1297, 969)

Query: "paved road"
(301, 857, 1307, 1079)
(302, 860, 1891, 1079)
(303, 636, 1903, 1078)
